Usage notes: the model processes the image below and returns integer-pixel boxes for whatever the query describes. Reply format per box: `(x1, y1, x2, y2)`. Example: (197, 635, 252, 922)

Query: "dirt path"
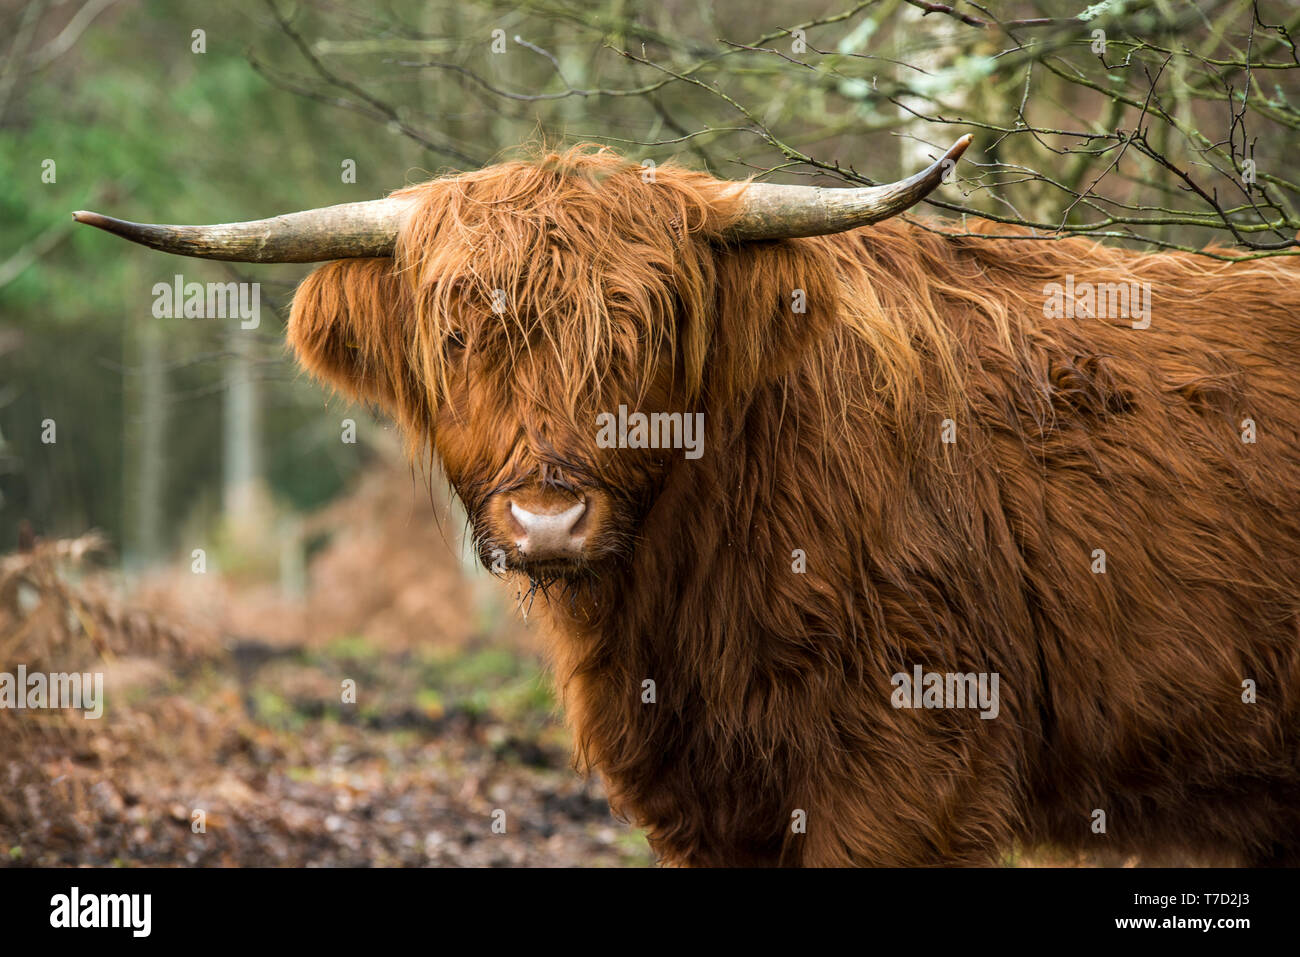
(3, 632, 651, 867)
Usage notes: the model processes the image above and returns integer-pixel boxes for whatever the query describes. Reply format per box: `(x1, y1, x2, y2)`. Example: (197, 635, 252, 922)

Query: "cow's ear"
(287, 258, 412, 410)
(703, 238, 840, 405)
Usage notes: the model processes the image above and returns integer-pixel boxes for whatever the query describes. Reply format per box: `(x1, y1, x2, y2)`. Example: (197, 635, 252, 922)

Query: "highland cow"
(74, 136, 1300, 866)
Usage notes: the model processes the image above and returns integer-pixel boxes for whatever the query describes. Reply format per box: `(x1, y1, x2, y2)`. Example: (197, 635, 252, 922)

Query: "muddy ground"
(0, 466, 653, 867)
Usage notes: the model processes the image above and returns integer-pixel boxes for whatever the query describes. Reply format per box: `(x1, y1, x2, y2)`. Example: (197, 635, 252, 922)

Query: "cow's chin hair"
(470, 530, 627, 589)
(478, 551, 612, 612)
(515, 557, 599, 589)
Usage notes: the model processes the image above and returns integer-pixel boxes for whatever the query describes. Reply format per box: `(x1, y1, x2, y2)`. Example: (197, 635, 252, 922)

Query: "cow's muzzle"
(482, 487, 602, 575)
(509, 498, 588, 559)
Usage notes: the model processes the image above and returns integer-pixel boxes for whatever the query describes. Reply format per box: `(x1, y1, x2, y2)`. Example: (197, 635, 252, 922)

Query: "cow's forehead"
(397, 148, 727, 258)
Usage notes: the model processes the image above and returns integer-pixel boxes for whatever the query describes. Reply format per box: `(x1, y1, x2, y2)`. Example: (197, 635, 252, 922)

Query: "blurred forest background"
(1, 0, 1298, 866)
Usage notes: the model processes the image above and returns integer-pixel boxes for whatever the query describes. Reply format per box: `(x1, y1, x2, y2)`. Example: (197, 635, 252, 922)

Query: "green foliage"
(0, 0, 426, 557)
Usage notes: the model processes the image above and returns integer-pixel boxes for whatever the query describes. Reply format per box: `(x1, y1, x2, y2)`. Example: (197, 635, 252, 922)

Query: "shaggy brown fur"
(288, 145, 1300, 866)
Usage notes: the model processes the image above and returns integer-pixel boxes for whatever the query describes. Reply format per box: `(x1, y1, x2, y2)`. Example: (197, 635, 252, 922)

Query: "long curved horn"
(70, 197, 415, 263)
(72, 135, 970, 259)
(725, 135, 971, 241)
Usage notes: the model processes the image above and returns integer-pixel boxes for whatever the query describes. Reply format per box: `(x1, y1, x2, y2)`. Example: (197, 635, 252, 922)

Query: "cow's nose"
(509, 499, 587, 557)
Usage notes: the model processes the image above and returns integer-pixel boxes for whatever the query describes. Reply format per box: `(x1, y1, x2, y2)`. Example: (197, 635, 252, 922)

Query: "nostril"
(508, 502, 528, 541)
(505, 500, 527, 538)
(567, 497, 589, 536)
